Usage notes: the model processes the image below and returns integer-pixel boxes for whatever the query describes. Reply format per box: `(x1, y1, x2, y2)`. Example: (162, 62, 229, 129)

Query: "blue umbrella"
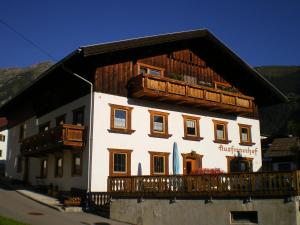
(173, 142, 180, 175)
(138, 162, 142, 176)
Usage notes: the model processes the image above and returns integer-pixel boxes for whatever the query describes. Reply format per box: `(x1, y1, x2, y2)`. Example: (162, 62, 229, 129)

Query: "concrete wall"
(110, 198, 300, 225)
(91, 92, 262, 191)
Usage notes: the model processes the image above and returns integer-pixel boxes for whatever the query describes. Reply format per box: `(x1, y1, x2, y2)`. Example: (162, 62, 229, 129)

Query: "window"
(55, 156, 63, 177)
(40, 159, 47, 178)
(56, 114, 66, 126)
(149, 151, 170, 175)
(212, 120, 231, 144)
(238, 124, 254, 146)
(0, 150, 2, 157)
(109, 104, 134, 134)
(227, 156, 253, 173)
(0, 134, 5, 142)
(108, 148, 132, 176)
(231, 211, 258, 224)
(138, 63, 164, 77)
(182, 115, 203, 141)
(16, 156, 22, 173)
(39, 121, 50, 133)
(149, 110, 171, 138)
(73, 107, 85, 125)
(19, 124, 25, 141)
(72, 153, 82, 176)
(278, 163, 291, 171)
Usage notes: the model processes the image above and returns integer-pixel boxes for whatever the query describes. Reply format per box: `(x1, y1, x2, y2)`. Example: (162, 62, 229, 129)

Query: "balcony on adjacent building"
(128, 74, 255, 115)
(20, 124, 86, 156)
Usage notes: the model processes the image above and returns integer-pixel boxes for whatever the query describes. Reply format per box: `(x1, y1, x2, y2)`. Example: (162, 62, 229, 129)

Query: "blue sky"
(0, 0, 299, 68)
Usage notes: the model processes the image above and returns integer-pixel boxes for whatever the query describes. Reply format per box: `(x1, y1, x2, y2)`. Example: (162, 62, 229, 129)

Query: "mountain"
(0, 61, 53, 106)
(256, 66, 300, 136)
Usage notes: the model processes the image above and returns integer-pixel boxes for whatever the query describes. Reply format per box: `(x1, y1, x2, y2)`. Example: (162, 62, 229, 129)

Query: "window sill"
(110, 173, 130, 177)
(148, 133, 172, 139)
(183, 136, 204, 141)
(108, 128, 135, 134)
(239, 142, 256, 146)
(213, 140, 232, 144)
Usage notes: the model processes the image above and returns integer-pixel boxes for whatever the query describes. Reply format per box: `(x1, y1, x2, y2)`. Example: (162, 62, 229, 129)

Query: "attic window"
(138, 63, 164, 77)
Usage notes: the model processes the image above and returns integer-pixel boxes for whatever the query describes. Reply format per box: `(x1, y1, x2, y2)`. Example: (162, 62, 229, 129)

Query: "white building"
(0, 118, 8, 176)
(0, 30, 287, 192)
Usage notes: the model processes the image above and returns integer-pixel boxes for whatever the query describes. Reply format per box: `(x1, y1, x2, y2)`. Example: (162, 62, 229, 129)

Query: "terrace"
(128, 74, 255, 116)
(20, 124, 86, 156)
(108, 171, 300, 198)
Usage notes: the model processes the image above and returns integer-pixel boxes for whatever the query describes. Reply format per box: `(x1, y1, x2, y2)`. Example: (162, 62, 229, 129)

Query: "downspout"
(62, 64, 93, 210)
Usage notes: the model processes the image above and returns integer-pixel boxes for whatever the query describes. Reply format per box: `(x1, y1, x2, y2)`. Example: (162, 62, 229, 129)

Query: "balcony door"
(182, 152, 203, 175)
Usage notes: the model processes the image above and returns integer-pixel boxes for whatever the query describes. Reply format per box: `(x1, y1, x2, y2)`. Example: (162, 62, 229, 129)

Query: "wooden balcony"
(128, 74, 255, 115)
(21, 124, 86, 156)
(108, 171, 300, 198)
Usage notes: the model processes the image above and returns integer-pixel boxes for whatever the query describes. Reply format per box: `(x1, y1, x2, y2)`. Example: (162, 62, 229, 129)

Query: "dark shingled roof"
(264, 137, 300, 158)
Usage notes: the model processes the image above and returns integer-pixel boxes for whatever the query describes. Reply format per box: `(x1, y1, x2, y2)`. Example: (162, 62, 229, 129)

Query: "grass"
(0, 215, 29, 225)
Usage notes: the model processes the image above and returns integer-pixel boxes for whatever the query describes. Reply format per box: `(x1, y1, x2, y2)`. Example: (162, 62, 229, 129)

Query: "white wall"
(0, 129, 7, 162)
(6, 95, 90, 190)
(91, 92, 262, 191)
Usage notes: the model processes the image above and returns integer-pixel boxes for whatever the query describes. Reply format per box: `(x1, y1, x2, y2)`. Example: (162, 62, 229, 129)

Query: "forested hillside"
(256, 66, 300, 136)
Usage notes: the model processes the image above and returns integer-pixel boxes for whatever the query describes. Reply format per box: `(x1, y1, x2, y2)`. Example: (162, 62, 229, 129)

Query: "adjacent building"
(0, 29, 287, 192)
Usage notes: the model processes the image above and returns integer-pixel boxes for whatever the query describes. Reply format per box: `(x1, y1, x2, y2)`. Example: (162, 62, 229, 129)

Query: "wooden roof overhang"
(80, 29, 288, 106)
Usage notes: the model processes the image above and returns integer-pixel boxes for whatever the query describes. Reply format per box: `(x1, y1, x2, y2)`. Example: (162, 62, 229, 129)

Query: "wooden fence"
(108, 171, 300, 198)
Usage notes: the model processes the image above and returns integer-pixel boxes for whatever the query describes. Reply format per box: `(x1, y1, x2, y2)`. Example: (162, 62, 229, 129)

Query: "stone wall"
(110, 197, 300, 225)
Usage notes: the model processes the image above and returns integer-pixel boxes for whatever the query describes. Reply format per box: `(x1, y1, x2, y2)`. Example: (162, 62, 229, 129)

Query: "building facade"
(0, 29, 286, 191)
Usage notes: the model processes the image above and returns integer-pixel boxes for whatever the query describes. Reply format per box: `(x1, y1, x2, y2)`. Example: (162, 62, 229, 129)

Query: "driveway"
(0, 183, 130, 225)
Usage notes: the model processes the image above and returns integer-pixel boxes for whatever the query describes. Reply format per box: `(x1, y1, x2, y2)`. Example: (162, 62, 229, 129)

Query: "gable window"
(56, 114, 66, 126)
(0, 134, 5, 142)
(109, 104, 134, 134)
(138, 63, 164, 77)
(40, 159, 47, 178)
(108, 148, 132, 176)
(149, 151, 170, 175)
(39, 121, 50, 133)
(182, 115, 203, 141)
(73, 107, 85, 125)
(213, 120, 231, 144)
(72, 153, 82, 176)
(149, 110, 171, 138)
(238, 124, 254, 146)
(55, 156, 63, 177)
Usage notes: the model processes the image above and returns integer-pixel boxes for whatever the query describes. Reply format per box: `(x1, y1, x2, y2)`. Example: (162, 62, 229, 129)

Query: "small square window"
(149, 151, 169, 175)
(182, 115, 203, 141)
(41, 159, 47, 178)
(238, 124, 254, 146)
(108, 149, 132, 176)
(109, 104, 134, 134)
(72, 153, 82, 176)
(56, 114, 66, 126)
(55, 157, 63, 177)
(39, 122, 50, 133)
(153, 115, 164, 132)
(73, 107, 85, 125)
(231, 211, 258, 224)
(149, 110, 171, 139)
(213, 120, 231, 144)
(0, 134, 5, 142)
(138, 63, 164, 77)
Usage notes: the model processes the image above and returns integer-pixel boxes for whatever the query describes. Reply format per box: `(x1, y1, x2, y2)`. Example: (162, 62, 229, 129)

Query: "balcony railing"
(21, 124, 86, 156)
(128, 74, 255, 115)
(108, 171, 300, 198)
